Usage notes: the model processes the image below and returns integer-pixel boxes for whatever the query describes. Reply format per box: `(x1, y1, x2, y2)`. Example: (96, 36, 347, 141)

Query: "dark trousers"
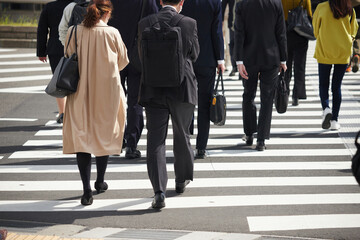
(285, 30, 308, 99)
(76, 152, 109, 192)
(242, 65, 278, 141)
(229, 29, 236, 70)
(318, 63, 347, 121)
(145, 99, 194, 194)
(120, 64, 144, 149)
(194, 66, 216, 150)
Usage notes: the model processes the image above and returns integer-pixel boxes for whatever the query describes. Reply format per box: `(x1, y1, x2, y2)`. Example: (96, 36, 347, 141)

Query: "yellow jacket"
(281, 0, 312, 20)
(313, 2, 358, 64)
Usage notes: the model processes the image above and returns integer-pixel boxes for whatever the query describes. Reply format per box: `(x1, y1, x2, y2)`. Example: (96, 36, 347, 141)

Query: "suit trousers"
(145, 98, 195, 193)
(120, 64, 144, 149)
(242, 65, 278, 141)
(285, 30, 308, 99)
(194, 66, 216, 150)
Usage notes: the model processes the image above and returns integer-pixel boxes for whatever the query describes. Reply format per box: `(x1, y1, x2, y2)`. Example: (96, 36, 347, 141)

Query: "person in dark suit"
(108, 0, 158, 159)
(222, 0, 237, 76)
(138, 0, 200, 209)
(234, 0, 287, 151)
(37, 0, 73, 124)
(181, 0, 225, 159)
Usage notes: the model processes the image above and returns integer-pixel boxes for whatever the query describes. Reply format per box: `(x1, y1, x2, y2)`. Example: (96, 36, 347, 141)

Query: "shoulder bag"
(45, 25, 79, 98)
(210, 72, 226, 126)
(287, 0, 316, 40)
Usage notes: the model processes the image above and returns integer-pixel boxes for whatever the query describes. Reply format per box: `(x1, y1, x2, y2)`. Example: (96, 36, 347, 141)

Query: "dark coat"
(181, 0, 224, 68)
(137, 7, 200, 107)
(233, 0, 287, 67)
(108, 0, 159, 50)
(36, 0, 73, 57)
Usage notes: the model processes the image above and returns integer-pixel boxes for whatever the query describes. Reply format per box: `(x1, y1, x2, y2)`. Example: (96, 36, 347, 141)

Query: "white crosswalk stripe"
(0, 42, 360, 236)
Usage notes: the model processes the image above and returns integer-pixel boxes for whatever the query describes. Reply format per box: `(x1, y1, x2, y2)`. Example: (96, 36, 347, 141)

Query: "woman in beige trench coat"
(62, 0, 128, 205)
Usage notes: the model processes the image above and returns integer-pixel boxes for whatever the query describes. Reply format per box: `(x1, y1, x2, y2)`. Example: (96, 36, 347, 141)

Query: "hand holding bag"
(45, 25, 79, 98)
(352, 131, 360, 186)
(287, 0, 316, 40)
(274, 69, 289, 114)
(210, 72, 226, 126)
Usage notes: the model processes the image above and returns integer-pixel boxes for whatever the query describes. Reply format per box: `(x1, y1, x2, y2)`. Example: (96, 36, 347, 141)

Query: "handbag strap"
(214, 71, 225, 95)
(65, 25, 78, 58)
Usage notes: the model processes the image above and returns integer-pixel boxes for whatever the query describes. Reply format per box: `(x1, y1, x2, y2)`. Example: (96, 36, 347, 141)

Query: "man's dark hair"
(162, 0, 182, 5)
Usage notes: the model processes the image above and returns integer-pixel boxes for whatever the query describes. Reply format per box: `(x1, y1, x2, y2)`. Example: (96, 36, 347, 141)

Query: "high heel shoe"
(81, 190, 93, 206)
(94, 181, 108, 194)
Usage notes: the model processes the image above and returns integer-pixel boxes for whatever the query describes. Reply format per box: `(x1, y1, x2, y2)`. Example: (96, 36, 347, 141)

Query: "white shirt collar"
(163, 5, 177, 12)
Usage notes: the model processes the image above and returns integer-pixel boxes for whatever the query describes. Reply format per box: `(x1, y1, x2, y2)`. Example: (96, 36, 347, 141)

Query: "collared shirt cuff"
(217, 60, 225, 65)
(281, 61, 286, 64)
(236, 61, 243, 65)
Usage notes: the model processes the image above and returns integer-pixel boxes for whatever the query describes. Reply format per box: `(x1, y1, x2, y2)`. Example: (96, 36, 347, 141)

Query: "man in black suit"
(234, 0, 287, 151)
(108, 0, 158, 159)
(181, 0, 225, 159)
(138, 0, 200, 209)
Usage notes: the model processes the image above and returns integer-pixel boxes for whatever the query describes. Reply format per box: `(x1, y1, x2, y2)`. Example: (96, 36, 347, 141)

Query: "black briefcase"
(274, 69, 289, 114)
(210, 72, 226, 126)
(352, 131, 360, 186)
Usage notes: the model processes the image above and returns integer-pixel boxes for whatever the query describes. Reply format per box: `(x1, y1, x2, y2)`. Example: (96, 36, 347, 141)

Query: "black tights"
(76, 152, 109, 192)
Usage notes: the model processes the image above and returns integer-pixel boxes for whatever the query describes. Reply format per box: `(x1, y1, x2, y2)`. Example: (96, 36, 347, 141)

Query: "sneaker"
(330, 120, 341, 130)
(353, 55, 359, 73)
(322, 108, 332, 129)
(56, 113, 64, 124)
(125, 147, 141, 159)
(346, 65, 352, 72)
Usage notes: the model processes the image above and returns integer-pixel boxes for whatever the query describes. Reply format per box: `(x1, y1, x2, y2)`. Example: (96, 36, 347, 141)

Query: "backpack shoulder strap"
(169, 14, 185, 27)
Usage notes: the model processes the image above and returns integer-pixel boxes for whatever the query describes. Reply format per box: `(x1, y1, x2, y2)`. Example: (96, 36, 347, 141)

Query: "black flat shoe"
(152, 192, 165, 209)
(175, 180, 190, 193)
(256, 140, 266, 151)
(242, 134, 253, 146)
(94, 181, 108, 194)
(81, 190, 93, 206)
(125, 147, 141, 159)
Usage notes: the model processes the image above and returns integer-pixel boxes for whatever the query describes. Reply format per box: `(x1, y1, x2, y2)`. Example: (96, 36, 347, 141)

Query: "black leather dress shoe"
(94, 181, 108, 194)
(256, 140, 266, 151)
(175, 180, 190, 193)
(195, 149, 206, 159)
(242, 134, 254, 146)
(81, 190, 93, 206)
(152, 192, 165, 209)
(125, 147, 141, 159)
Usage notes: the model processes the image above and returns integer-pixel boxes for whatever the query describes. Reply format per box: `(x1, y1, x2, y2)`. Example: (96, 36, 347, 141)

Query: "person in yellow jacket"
(281, 0, 312, 106)
(313, 0, 358, 130)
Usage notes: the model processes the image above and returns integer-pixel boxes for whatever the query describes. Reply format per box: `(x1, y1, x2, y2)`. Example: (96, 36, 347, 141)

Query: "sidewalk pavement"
(2, 224, 330, 240)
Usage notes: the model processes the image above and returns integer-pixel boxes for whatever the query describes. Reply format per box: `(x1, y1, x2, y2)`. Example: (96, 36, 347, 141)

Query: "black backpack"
(140, 14, 185, 87)
(68, 0, 89, 27)
(352, 131, 360, 186)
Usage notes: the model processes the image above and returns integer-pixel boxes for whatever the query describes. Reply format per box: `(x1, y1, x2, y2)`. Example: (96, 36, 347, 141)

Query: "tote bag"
(210, 72, 226, 126)
(287, 0, 316, 40)
(45, 25, 79, 98)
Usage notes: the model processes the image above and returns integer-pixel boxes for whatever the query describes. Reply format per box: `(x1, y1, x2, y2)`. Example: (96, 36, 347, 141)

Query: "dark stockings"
(76, 152, 109, 192)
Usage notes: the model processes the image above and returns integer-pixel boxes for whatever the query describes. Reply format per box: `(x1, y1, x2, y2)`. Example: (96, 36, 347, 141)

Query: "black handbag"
(45, 25, 79, 98)
(287, 0, 316, 40)
(210, 72, 226, 126)
(351, 131, 360, 186)
(274, 69, 289, 114)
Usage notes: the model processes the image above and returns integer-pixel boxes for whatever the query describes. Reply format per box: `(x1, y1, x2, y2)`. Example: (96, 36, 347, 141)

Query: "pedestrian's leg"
(76, 152, 93, 205)
(331, 64, 347, 121)
(145, 106, 169, 194)
(318, 63, 332, 110)
(95, 155, 109, 193)
(293, 37, 308, 100)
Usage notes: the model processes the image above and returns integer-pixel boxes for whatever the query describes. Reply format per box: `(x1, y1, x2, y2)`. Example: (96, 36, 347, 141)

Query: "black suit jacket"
(108, 0, 158, 51)
(234, 0, 287, 67)
(181, 0, 224, 68)
(36, 0, 73, 57)
(137, 7, 200, 107)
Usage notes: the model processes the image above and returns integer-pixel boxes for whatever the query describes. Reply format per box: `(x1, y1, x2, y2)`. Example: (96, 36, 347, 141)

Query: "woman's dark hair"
(328, 0, 352, 19)
(83, 0, 113, 28)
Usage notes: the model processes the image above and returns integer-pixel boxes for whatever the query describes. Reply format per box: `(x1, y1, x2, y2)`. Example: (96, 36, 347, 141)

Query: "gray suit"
(138, 7, 200, 194)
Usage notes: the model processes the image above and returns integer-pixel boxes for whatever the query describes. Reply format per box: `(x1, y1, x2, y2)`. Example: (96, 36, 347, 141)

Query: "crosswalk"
(0, 42, 360, 237)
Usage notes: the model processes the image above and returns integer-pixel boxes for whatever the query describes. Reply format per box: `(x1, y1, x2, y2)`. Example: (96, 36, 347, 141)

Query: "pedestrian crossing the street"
(0, 42, 360, 237)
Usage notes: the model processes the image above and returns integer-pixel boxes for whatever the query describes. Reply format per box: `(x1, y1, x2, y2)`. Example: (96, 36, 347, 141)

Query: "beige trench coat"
(63, 21, 129, 156)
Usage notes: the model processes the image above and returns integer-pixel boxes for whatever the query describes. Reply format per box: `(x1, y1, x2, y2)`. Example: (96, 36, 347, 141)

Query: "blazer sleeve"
(211, 0, 225, 61)
(275, 1, 287, 62)
(233, 1, 245, 62)
(312, 6, 320, 39)
(189, 21, 200, 63)
(36, 5, 49, 57)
